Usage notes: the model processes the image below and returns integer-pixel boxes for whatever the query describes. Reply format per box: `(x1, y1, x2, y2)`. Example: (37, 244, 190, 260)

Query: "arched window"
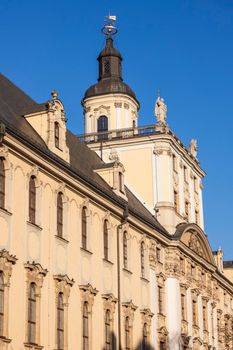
(28, 283, 36, 344)
(125, 316, 130, 350)
(97, 116, 108, 141)
(142, 323, 148, 350)
(141, 242, 145, 278)
(55, 122, 60, 148)
(83, 302, 89, 350)
(123, 232, 128, 269)
(105, 309, 111, 350)
(57, 292, 64, 350)
(0, 272, 4, 336)
(57, 192, 63, 237)
(29, 176, 36, 224)
(82, 207, 87, 249)
(0, 159, 5, 209)
(103, 220, 108, 260)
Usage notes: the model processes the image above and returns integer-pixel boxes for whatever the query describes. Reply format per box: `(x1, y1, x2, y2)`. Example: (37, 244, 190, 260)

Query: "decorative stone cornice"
(102, 293, 117, 314)
(54, 274, 74, 304)
(25, 262, 48, 289)
(122, 300, 137, 323)
(140, 308, 154, 326)
(79, 283, 98, 295)
(0, 249, 17, 265)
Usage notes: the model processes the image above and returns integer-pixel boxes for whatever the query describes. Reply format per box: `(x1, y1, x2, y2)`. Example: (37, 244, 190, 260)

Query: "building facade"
(0, 23, 232, 350)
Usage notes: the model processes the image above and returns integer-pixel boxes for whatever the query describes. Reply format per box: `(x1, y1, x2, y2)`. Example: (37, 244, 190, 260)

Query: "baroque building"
(0, 19, 232, 350)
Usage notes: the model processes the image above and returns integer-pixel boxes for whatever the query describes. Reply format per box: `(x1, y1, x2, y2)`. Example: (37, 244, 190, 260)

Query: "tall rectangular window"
(83, 302, 89, 350)
(29, 176, 36, 224)
(0, 272, 4, 336)
(28, 283, 36, 344)
(158, 286, 163, 314)
(123, 232, 128, 269)
(0, 159, 5, 209)
(82, 207, 87, 250)
(57, 292, 64, 350)
(203, 305, 207, 331)
(181, 293, 186, 320)
(57, 192, 63, 238)
(192, 299, 197, 326)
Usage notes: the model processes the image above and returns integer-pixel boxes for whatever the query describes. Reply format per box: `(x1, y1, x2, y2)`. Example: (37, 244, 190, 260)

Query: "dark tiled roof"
(0, 73, 167, 236)
(224, 261, 233, 268)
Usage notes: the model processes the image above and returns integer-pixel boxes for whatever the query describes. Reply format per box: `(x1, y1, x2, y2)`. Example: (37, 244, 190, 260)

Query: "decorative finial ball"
(51, 90, 59, 99)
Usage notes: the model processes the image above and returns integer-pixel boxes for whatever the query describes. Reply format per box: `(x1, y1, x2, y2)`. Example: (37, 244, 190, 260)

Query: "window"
(57, 292, 64, 350)
(185, 201, 189, 220)
(191, 264, 195, 277)
(83, 302, 89, 350)
(28, 283, 36, 344)
(123, 232, 128, 269)
(0, 159, 5, 209)
(132, 120, 136, 129)
(156, 247, 161, 262)
(97, 116, 108, 141)
(55, 122, 60, 148)
(142, 323, 148, 350)
(0, 272, 4, 336)
(105, 310, 111, 350)
(194, 176, 198, 192)
(180, 257, 185, 273)
(125, 316, 130, 350)
(172, 154, 177, 172)
(184, 166, 188, 183)
(57, 192, 63, 237)
(141, 242, 145, 278)
(195, 210, 199, 225)
(29, 176, 36, 224)
(159, 342, 165, 350)
(174, 190, 179, 212)
(158, 286, 163, 314)
(82, 207, 87, 250)
(203, 305, 207, 331)
(103, 220, 108, 260)
(119, 172, 124, 193)
(192, 299, 197, 326)
(181, 293, 186, 320)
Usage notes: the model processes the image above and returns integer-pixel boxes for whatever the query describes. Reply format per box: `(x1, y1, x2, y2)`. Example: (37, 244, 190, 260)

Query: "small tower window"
(54, 122, 60, 148)
(119, 172, 124, 193)
(97, 116, 108, 141)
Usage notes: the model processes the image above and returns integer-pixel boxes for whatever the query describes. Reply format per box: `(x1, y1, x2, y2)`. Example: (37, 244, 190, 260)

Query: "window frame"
(29, 176, 36, 224)
(28, 282, 36, 344)
(103, 220, 109, 260)
(83, 301, 89, 350)
(123, 231, 128, 269)
(57, 192, 63, 238)
(0, 158, 5, 209)
(82, 207, 88, 250)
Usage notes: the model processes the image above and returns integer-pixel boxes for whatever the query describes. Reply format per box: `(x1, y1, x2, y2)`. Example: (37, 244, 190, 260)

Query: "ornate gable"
(175, 223, 215, 265)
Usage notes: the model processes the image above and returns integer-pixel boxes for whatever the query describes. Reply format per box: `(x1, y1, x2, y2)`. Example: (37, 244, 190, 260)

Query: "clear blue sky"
(1, 0, 232, 258)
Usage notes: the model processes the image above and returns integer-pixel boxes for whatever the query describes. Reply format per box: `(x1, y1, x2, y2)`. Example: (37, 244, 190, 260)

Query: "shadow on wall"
(100, 331, 171, 350)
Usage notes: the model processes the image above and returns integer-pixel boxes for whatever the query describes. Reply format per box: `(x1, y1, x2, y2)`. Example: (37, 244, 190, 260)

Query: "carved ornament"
(188, 233, 204, 257)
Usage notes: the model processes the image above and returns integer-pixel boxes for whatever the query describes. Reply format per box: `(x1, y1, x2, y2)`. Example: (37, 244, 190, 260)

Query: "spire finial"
(157, 89, 160, 98)
(101, 15, 118, 38)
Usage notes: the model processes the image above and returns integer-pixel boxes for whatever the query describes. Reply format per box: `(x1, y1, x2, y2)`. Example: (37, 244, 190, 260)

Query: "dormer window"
(54, 122, 60, 149)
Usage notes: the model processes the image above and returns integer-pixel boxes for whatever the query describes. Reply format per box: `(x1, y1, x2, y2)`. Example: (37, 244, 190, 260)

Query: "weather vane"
(101, 15, 118, 38)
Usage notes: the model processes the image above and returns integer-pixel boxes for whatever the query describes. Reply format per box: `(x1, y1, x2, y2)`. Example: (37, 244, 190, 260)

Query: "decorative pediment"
(175, 223, 215, 265)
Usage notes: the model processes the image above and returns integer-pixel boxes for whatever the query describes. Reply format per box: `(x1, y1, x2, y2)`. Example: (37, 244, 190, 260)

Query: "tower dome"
(83, 37, 139, 105)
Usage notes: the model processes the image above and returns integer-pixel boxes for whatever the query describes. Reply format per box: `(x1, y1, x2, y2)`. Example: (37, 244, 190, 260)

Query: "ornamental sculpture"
(189, 138, 198, 158)
(188, 233, 204, 257)
(155, 96, 167, 126)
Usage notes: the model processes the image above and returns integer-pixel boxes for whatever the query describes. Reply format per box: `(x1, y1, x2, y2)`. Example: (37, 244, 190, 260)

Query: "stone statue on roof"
(189, 139, 198, 158)
(155, 96, 167, 126)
